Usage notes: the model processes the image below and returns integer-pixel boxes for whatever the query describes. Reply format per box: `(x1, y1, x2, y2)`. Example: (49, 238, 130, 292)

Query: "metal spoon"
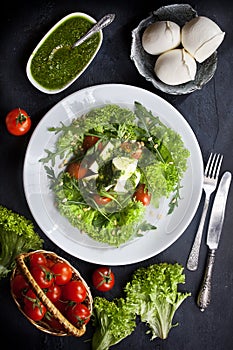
(49, 13, 115, 60)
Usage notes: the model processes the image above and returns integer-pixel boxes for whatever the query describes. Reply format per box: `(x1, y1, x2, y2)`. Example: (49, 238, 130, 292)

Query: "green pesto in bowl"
(27, 13, 102, 94)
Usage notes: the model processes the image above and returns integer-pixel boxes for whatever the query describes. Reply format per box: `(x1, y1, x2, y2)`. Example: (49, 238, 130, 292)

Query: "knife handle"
(197, 249, 216, 311)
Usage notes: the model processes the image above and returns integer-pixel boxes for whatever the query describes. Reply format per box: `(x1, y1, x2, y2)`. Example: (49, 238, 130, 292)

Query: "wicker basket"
(10, 250, 93, 337)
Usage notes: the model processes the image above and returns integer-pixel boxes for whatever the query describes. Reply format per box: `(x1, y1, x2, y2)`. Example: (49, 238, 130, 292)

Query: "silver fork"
(186, 152, 223, 271)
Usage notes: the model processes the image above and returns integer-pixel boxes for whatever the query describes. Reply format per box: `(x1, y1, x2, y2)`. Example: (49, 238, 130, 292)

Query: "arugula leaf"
(40, 102, 190, 245)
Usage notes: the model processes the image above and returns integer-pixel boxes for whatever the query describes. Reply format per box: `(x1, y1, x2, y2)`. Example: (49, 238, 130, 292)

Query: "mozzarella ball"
(142, 20, 181, 55)
(181, 16, 225, 63)
(154, 49, 197, 85)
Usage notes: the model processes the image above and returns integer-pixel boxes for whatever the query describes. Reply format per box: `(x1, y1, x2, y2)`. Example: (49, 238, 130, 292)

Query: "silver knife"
(197, 171, 232, 311)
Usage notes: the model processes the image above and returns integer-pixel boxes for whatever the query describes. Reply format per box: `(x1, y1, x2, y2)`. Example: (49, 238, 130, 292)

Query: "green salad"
(40, 102, 190, 247)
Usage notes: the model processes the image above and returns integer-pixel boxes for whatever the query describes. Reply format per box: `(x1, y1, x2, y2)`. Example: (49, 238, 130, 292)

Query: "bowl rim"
(26, 12, 103, 94)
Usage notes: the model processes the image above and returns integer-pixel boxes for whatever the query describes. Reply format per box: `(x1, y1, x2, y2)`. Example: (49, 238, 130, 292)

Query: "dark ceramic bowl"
(131, 4, 218, 95)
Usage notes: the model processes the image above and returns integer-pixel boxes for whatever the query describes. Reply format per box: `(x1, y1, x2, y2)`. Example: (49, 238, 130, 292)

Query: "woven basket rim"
(11, 250, 93, 337)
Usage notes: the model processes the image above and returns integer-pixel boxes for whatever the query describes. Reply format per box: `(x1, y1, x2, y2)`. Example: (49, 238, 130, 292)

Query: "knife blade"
(197, 171, 232, 311)
(206, 171, 232, 250)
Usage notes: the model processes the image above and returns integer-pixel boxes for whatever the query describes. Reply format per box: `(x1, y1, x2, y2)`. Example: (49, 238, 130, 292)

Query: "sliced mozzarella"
(114, 179, 128, 193)
(112, 156, 138, 179)
(89, 160, 99, 173)
(114, 169, 141, 193)
(181, 16, 225, 63)
(100, 141, 115, 160)
(88, 141, 114, 173)
(142, 20, 181, 55)
(154, 48, 197, 85)
(80, 173, 98, 187)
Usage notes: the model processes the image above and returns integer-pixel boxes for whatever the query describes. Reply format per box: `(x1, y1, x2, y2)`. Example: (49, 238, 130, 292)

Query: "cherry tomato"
(93, 194, 112, 206)
(54, 299, 69, 314)
(82, 135, 100, 151)
(133, 184, 151, 206)
(11, 273, 29, 299)
(66, 303, 91, 327)
(44, 283, 62, 303)
(51, 262, 73, 285)
(29, 252, 47, 267)
(46, 258, 55, 269)
(92, 266, 115, 292)
(66, 162, 87, 179)
(30, 265, 54, 289)
(62, 280, 87, 303)
(5, 108, 31, 136)
(23, 289, 46, 321)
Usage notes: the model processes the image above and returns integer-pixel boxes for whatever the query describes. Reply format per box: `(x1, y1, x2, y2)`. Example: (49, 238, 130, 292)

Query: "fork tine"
(209, 153, 219, 177)
(204, 152, 214, 177)
(213, 154, 223, 179)
(205, 153, 223, 179)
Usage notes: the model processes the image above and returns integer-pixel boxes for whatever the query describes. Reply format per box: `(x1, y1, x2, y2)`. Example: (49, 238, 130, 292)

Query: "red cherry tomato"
(30, 265, 54, 289)
(51, 261, 73, 285)
(62, 280, 87, 303)
(29, 252, 47, 267)
(92, 266, 115, 292)
(44, 283, 62, 303)
(46, 258, 55, 269)
(82, 135, 100, 151)
(11, 273, 29, 299)
(23, 289, 46, 321)
(54, 299, 69, 314)
(66, 162, 87, 180)
(93, 194, 112, 206)
(5, 108, 31, 136)
(133, 184, 151, 206)
(66, 303, 91, 327)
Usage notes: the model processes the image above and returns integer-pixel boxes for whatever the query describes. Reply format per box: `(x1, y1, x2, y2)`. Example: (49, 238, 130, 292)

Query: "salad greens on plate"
(40, 102, 190, 247)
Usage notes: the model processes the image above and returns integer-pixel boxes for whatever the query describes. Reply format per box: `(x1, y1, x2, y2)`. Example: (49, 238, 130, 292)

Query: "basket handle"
(15, 253, 86, 337)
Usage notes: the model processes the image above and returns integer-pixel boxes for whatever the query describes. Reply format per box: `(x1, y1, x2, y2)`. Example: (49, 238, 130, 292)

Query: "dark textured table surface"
(0, 1, 233, 349)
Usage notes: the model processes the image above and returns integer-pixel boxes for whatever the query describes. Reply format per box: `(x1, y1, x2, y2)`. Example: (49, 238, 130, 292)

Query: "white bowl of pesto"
(26, 12, 103, 94)
(23, 84, 203, 265)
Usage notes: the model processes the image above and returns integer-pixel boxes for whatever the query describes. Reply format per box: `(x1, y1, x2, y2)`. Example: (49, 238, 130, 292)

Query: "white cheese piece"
(100, 141, 115, 161)
(81, 173, 98, 187)
(154, 48, 197, 85)
(88, 141, 114, 173)
(112, 157, 138, 179)
(142, 20, 181, 55)
(114, 168, 141, 193)
(112, 157, 139, 193)
(181, 16, 225, 63)
(89, 160, 99, 173)
(114, 179, 128, 193)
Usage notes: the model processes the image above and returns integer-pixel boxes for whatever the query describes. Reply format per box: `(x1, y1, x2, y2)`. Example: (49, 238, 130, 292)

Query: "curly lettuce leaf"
(0, 205, 43, 279)
(124, 262, 191, 340)
(92, 297, 136, 350)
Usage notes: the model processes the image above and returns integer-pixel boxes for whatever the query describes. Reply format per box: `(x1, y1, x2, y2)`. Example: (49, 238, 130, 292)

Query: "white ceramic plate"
(23, 84, 203, 265)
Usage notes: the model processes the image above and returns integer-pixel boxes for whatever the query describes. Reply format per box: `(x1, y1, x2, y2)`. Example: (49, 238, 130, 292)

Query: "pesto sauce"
(30, 16, 101, 90)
